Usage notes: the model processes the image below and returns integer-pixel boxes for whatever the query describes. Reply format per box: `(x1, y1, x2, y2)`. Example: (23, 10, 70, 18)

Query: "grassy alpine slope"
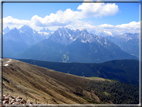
(3, 58, 139, 104)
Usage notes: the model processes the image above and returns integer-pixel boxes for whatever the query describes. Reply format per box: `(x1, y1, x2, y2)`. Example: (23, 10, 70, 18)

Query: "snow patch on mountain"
(49, 27, 112, 46)
(38, 32, 49, 36)
(19, 30, 24, 33)
(4, 59, 12, 66)
(89, 29, 115, 37)
(103, 31, 113, 36)
(4, 64, 8, 66)
(115, 33, 139, 42)
(33, 30, 36, 34)
(59, 31, 62, 36)
(65, 28, 71, 37)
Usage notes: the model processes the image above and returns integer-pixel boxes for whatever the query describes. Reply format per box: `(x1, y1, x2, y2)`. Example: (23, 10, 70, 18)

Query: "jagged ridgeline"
(3, 59, 139, 104)
(4, 27, 138, 63)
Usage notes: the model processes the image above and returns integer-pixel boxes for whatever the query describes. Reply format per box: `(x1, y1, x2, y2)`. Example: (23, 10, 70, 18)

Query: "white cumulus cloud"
(99, 24, 114, 28)
(114, 21, 140, 34)
(77, 3, 119, 18)
(3, 16, 30, 29)
(29, 2, 119, 27)
(3, 16, 30, 25)
(115, 21, 140, 29)
(3, 2, 119, 30)
(88, 21, 140, 35)
(31, 9, 81, 27)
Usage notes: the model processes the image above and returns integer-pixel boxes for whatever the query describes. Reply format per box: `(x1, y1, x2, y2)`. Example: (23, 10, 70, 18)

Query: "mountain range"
(11, 27, 138, 63)
(3, 26, 139, 63)
(3, 25, 50, 57)
(105, 33, 139, 58)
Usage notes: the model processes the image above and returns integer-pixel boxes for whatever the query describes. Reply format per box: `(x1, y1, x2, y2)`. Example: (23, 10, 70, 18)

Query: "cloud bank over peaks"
(89, 21, 140, 35)
(3, 16, 30, 25)
(31, 9, 81, 27)
(3, 2, 139, 35)
(4, 2, 119, 29)
(29, 3, 118, 31)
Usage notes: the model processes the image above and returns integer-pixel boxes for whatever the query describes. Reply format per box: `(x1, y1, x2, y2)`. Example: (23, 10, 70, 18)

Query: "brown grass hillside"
(2, 58, 139, 104)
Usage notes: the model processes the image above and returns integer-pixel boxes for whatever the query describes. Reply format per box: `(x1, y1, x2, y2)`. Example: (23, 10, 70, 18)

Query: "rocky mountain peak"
(82, 28, 89, 34)
(19, 25, 33, 33)
(49, 27, 95, 45)
(40, 28, 51, 33)
(3, 26, 10, 34)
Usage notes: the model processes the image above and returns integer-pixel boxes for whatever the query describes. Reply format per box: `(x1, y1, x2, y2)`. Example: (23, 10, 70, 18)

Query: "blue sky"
(3, 2, 140, 35)
(3, 3, 81, 20)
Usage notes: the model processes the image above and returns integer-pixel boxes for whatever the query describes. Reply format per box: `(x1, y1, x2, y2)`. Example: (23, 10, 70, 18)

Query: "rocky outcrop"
(2, 94, 34, 105)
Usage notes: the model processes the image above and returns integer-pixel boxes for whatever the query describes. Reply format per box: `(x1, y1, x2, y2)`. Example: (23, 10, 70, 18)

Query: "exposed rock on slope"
(3, 94, 29, 105)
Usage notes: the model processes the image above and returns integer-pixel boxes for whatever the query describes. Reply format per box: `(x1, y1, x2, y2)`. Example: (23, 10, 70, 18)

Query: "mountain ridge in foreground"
(3, 58, 139, 104)
(17, 58, 139, 86)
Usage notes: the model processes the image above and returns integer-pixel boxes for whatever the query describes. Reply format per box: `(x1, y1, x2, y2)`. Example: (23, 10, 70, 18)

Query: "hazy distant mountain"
(89, 30, 139, 58)
(38, 28, 52, 38)
(106, 33, 139, 57)
(13, 27, 138, 63)
(40, 28, 51, 33)
(89, 29, 115, 37)
(3, 26, 10, 34)
(3, 28, 28, 57)
(3, 58, 139, 104)
(16, 25, 48, 46)
(3, 25, 49, 58)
